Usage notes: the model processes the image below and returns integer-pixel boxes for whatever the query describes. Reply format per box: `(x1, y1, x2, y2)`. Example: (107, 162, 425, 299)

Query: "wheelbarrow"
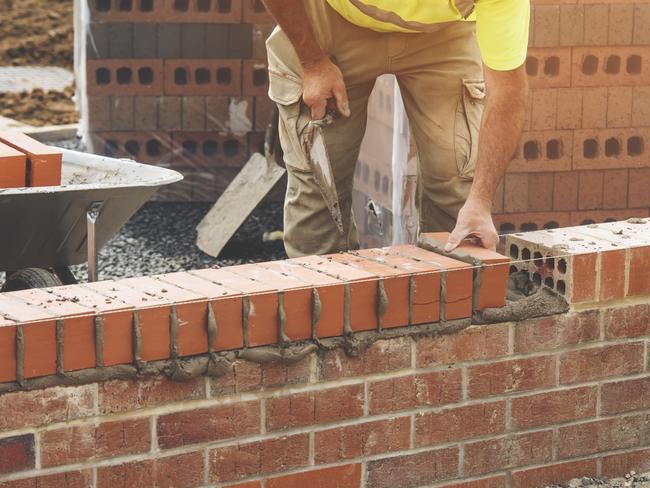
(0, 148, 183, 291)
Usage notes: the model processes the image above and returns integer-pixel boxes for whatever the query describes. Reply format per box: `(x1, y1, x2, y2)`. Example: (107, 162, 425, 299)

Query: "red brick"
(291, 255, 378, 331)
(629, 168, 650, 209)
(86, 280, 171, 362)
(511, 387, 597, 429)
(602, 448, 650, 478)
(558, 415, 650, 460)
(599, 249, 626, 300)
(208, 434, 309, 483)
(607, 86, 633, 127)
(0, 316, 16, 383)
(526, 48, 572, 89)
(227, 263, 314, 341)
(97, 460, 154, 488)
(604, 304, 650, 339)
(0, 142, 26, 188)
(504, 173, 528, 212)
(572, 252, 598, 302)
(267, 464, 362, 488)
(163, 0, 242, 22)
(516, 305, 598, 351)
(530, 88, 557, 129)
(50, 284, 134, 367)
(533, 5, 559, 47)
(437, 476, 507, 488)
(41, 418, 150, 467)
(90, 131, 174, 165)
(528, 173, 554, 212)
(356, 247, 444, 325)
(315, 417, 410, 464)
(319, 337, 411, 380)
(628, 245, 650, 296)
(171, 132, 249, 169)
(581, 87, 608, 128)
(468, 355, 556, 398)
(99, 376, 205, 414)
(0, 132, 61, 187)
(87, 59, 164, 96)
(192, 268, 278, 347)
(601, 377, 650, 415)
(368, 369, 462, 414)
(164, 59, 242, 96)
(157, 401, 259, 449)
(0, 385, 94, 432)
(155, 271, 245, 351)
(0, 435, 34, 474)
(328, 253, 410, 329)
(393, 243, 473, 319)
(97, 451, 204, 488)
(602, 169, 628, 209)
(464, 431, 553, 476)
(572, 47, 650, 87)
(243, 60, 269, 97)
(0, 295, 57, 379)
(578, 171, 604, 210)
(421, 232, 510, 310)
(266, 384, 364, 431)
(511, 459, 598, 488)
(556, 88, 582, 130)
(367, 447, 459, 488)
(560, 343, 644, 384)
(416, 324, 509, 367)
(415, 402, 506, 446)
(89, 0, 165, 21)
(584, 3, 608, 45)
(121, 276, 209, 357)
(509, 130, 573, 173)
(212, 356, 311, 396)
(260, 260, 345, 338)
(0, 470, 91, 488)
(9, 288, 96, 372)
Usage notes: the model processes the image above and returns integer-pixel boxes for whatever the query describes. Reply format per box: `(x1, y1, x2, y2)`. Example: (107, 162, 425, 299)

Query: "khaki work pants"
(266, 1, 485, 258)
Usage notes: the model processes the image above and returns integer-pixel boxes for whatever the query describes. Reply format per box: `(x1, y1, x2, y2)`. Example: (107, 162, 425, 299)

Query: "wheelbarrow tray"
(0, 148, 183, 271)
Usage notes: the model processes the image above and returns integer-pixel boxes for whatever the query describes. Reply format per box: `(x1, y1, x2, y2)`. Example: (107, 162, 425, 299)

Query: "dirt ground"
(0, 0, 73, 68)
(0, 0, 78, 127)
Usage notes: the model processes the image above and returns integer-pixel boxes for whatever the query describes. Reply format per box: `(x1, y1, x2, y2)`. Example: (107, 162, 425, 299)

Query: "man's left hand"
(445, 197, 499, 252)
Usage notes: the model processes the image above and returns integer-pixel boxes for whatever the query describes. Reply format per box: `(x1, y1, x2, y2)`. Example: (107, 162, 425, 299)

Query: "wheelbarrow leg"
(86, 202, 104, 283)
(53, 267, 78, 285)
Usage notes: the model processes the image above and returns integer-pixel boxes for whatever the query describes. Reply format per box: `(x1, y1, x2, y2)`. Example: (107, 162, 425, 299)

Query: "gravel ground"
(547, 472, 650, 487)
(70, 201, 287, 282)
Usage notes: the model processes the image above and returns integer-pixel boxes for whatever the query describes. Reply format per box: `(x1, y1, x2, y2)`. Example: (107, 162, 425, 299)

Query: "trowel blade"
(196, 153, 286, 257)
(308, 128, 344, 234)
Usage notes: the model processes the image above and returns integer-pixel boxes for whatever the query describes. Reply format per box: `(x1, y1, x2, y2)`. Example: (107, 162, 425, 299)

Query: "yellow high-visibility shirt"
(326, 0, 530, 71)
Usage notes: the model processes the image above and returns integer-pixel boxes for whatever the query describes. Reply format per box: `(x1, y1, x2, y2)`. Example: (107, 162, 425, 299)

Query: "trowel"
(196, 108, 286, 257)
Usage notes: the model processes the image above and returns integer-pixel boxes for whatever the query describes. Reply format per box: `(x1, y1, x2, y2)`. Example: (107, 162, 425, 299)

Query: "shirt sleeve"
(475, 0, 530, 71)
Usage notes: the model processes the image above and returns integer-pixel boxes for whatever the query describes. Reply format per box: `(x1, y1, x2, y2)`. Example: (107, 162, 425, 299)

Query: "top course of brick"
(0, 221, 649, 391)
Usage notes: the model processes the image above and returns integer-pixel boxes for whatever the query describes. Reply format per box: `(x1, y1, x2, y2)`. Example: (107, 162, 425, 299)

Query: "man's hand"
(445, 197, 499, 252)
(303, 57, 350, 120)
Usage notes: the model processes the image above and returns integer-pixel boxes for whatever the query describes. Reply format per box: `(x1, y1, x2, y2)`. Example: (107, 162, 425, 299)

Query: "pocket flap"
(268, 70, 303, 106)
(462, 79, 486, 101)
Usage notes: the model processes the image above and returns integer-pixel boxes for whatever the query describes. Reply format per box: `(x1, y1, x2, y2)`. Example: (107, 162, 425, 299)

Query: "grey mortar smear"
(0, 315, 482, 395)
(376, 279, 388, 330)
(311, 288, 322, 340)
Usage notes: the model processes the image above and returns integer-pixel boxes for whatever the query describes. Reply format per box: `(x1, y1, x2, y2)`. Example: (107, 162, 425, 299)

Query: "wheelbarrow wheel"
(2, 268, 64, 292)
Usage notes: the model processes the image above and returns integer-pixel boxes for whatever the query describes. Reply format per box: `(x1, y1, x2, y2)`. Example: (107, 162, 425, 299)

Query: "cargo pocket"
(454, 79, 486, 179)
(268, 69, 313, 173)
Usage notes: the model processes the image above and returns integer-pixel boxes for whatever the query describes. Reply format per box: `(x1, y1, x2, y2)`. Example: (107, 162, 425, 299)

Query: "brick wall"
(0, 220, 649, 486)
(79, 0, 275, 201)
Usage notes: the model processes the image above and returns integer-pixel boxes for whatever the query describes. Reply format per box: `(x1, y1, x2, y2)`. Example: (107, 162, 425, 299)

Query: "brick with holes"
(163, 59, 242, 96)
(87, 60, 163, 96)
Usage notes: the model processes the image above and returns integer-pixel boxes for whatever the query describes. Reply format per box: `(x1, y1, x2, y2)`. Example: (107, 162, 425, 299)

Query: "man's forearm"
(262, 0, 325, 68)
(469, 67, 528, 206)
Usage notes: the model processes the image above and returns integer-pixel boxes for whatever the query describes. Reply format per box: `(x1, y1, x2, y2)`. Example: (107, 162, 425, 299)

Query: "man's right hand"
(302, 57, 351, 120)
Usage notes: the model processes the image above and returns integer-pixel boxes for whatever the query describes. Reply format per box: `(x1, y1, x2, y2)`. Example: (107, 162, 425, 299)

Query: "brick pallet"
(81, 0, 275, 201)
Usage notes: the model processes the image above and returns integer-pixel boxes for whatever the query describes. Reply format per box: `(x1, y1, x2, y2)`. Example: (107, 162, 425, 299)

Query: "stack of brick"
(494, 0, 650, 232)
(0, 132, 62, 188)
(82, 0, 275, 201)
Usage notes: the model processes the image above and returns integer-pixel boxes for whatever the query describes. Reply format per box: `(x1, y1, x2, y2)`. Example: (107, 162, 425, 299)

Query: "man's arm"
(445, 65, 528, 252)
(262, 0, 350, 119)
